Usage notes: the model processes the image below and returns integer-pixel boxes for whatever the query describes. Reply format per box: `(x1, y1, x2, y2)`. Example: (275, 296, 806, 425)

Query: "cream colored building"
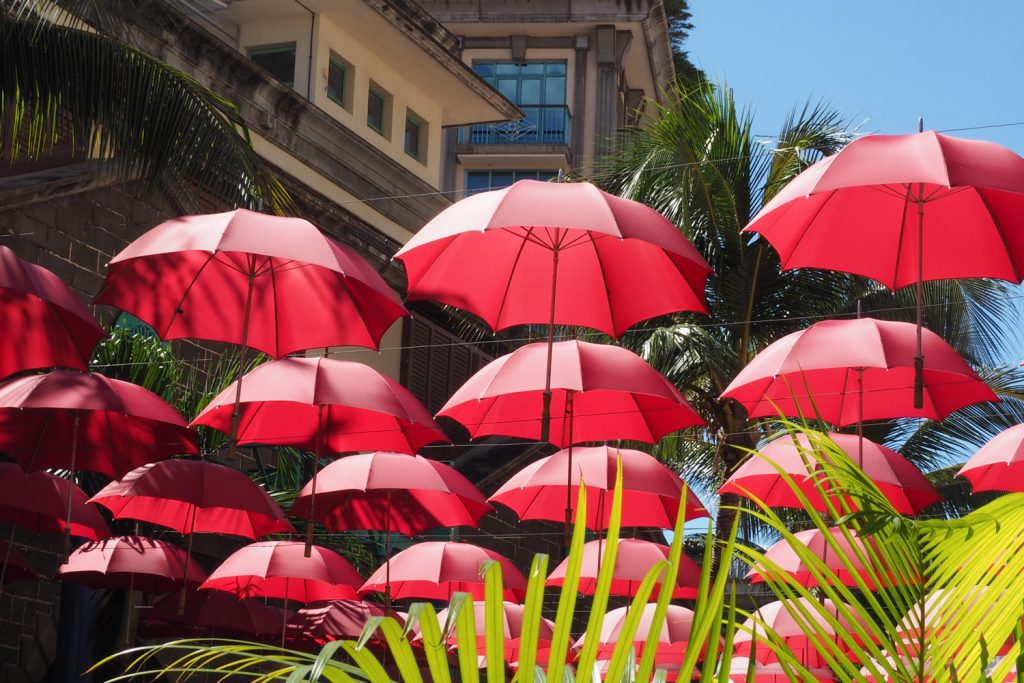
(416, 0, 677, 196)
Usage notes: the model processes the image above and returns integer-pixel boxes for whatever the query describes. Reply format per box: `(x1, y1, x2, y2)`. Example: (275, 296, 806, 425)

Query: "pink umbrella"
(734, 598, 870, 667)
(742, 130, 1024, 405)
(728, 658, 835, 683)
(721, 317, 995, 426)
(143, 590, 284, 639)
(0, 463, 109, 541)
(489, 446, 706, 530)
(957, 423, 1024, 492)
(0, 245, 103, 378)
(719, 432, 941, 515)
(359, 541, 527, 602)
(439, 340, 704, 446)
(57, 536, 207, 593)
(546, 538, 700, 599)
(430, 601, 556, 666)
(286, 599, 388, 649)
(573, 604, 703, 662)
(201, 540, 365, 646)
(748, 527, 890, 590)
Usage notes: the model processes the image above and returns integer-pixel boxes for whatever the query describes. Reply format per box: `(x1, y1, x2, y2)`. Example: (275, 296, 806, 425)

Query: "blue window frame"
(468, 62, 569, 144)
(465, 170, 559, 196)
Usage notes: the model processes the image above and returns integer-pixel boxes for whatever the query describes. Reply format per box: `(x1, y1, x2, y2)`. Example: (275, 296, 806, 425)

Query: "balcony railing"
(462, 105, 571, 145)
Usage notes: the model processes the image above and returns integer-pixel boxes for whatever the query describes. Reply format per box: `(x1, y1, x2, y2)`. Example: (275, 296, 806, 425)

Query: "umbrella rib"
(889, 185, 915, 290)
(775, 190, 840, 271)
(493, 229, 534, 333)
(161, 253, 217, 339)
(585, 231, 618, 336)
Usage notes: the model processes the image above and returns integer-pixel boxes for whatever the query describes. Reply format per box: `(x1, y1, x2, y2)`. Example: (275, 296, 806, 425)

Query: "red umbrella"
(957, 423, 1024, 492)
(286, 599, 387, 649)
(57, 536, 207, 593)
(191, 357, 449, 552)
(0, 370, 197, 477)
(144, 590, 284, 638)
(96, 209, 408, 357)
(395, 179, 711, 337)
(743, 130, 1024, 405)
(721, 317, 996, 426)
(89, 459, 293, 539)
(747, 527, 889, 589)
(0, 540, 37, 585)
(291, 452, 491, 535)
(0, 463, 109, 541)
(546, 538, 700, 598)
(191, 357, 448, 455)
(719, 432, 941, 515)
(573, 604, 701, 662)
(734, 598, 869, 667)
(396, 180, 711, 440)
(430, 601, 555, 666)
(0, 245, 103, 378)
(439, 340, 704, 446)
(359, 541, 527, 602)
(728, 658, 835, 683)
(489, 446, 706, 530)
(201, 540, 365, 646)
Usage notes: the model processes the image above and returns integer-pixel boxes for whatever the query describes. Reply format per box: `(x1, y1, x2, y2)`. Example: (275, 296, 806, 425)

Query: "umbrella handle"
(64, 412, 80, 559)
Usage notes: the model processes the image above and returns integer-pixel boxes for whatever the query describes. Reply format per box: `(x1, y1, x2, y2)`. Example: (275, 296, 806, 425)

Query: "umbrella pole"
(541, 244, 561, 444)
(857, 368, 865, 466)
(563, 390, 575, 551)
(384, 491, 393, 615)
(0, 516, 19, 592)
(64, 412, 80, 558)
(282, 591, 288, 648)
(123, 570, 136, 647)
(913, 116, 926, 409)
(227, 268, 257, 461)
(177, 506, 198, 615)
(305, 406, 326, 557)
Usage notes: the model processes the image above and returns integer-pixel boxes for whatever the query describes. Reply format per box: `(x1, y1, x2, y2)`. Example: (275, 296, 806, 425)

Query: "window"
(404, 112, 423, 160)
(367, 85, 390, 137)
(248, 43, 296, 87)
(469, 61, 569, 144)
(326, 54, 349, 108)
(465, 170, 558, 195)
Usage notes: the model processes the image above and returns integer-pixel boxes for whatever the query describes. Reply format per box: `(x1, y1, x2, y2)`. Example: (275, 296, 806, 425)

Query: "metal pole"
(304, 406, 325, 557)
(227, 262, 257, 460)
(914, 117, 926, 409)
(563, 390, 575, 551)
(384, 491, 393, 615)
(177, 505, 199, 615)
(541, 242, 561, 444)
(63, 412, 80, 558)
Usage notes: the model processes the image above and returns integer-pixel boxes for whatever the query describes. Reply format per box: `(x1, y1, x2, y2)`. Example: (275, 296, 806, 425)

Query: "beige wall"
(323, 318, 404, 382)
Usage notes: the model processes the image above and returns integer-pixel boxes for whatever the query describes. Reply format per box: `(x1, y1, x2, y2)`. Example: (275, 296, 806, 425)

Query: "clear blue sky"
(685, 2, 1024, 154)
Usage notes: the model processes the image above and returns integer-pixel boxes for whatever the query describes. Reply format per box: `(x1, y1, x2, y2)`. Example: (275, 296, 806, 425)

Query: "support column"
(571, 35, 588, 170)
(594, 26, 632, 162)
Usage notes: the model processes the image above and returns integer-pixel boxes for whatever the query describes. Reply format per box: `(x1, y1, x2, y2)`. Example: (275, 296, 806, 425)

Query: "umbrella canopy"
(0, 540, 38, 585)
(201, 541, 364, 603)
(190, 357, 448, 455)
(286, 599, 388, 648)
(57, 536, 207, 592)
(95, 209, 408, 356)
(721, 318, 995, 425)
(719, 432, 941, 515)
(748, 527, 889, 589)
(573, 604, 700, 662)
(0, 463, 109, 540)
(431, 601, 555, 665)
(394, 179, 712, 338)
(0, 370, 197, 478)
(546, 538, 700, 599)
(144, 590, 283, 638)
(957, 423, 1024, 492)
(439, 340, 704, 446)
(359, 541, 527, 601)
(734, 598, 869, 666)
(728, 658, 835, 683)
(290, 452, 491, 536)
(0, 245, 103, 378)
(490, 446, 706, 529)
(743, 131, 1024, 289)
(89, 459, 293, 539)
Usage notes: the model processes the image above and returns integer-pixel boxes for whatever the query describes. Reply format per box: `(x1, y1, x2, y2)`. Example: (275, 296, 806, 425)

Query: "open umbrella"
(191, 357, 449, 553)
(0, 540, 37, 585)
(489, 446, 706, 530)
(291, 451, 490, 609)
(96, 209, 409, 458)
(957, 423, 1024, 492)
(429, 601, 556, 666)
(201, 540, 365, 646)
(396, 179, 711, 439)
(143, 590, 284, 639)
(359, 541, 527, 602)
(0, 245, 103, 378)
(57, 536, 207, 593)
(573, 604, 702, 662)
(743, 129, 1024, 406)
(728, 658, 835, 683)
(747, 527, 890, 589)
(0, 463, 108, 541)
(734, 598, 870, 667)
(721, 317, 995, 426)
(719, 432, 941, 515)
(286, 599, 388, 649)
(546, 538, 700, 598)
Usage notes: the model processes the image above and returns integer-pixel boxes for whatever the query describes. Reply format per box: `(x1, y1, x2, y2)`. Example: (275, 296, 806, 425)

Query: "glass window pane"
(496, 79, 518, 101)
(465, 172, 490, 195)
(544, 77, 566, 105)
(546, 62, 567, 76)
(327, 58, 345, 106)
(521, 63, 544, 75)
(249, 44, 296, 87)
(490, 171, 514, 189)
(405, 117, 420, 158)
(495, 63, 519, 76)
(473, 62, 494, 78)
(368, 90, 385, 133)
(519, 79, 541, 105)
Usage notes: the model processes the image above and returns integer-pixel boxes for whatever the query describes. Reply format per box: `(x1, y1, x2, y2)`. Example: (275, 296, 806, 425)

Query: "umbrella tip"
(918, 117, 924, 133)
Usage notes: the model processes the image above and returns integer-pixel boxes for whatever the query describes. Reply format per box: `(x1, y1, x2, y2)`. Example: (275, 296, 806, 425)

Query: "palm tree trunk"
(713, 403, 757, 570)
